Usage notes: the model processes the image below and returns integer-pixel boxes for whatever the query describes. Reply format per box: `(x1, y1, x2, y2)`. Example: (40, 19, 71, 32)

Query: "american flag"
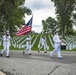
(16, 17, 33, 36)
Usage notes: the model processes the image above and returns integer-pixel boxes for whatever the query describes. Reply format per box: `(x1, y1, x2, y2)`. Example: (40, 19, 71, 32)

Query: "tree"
(51, 0, 76, 38)
(0, 0, 32, 36)
(73, 5, 76, 25)
(42, 17, 58, 34)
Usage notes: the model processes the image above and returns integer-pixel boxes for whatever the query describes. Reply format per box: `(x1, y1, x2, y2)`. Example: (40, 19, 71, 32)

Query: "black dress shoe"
(23, 51, 25, 54)
(29, 53, 32, 55)
(0, 54, 2, 57)
(38, 50, 40, 52)
(58, 57, 62, 59)
(44, 51, 47, 53)
(6, 56, 10, 58)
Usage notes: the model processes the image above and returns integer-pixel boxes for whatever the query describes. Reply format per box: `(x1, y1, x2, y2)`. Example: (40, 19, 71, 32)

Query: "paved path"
(0, 71, 6, 75)
(0, 50, 76, 75)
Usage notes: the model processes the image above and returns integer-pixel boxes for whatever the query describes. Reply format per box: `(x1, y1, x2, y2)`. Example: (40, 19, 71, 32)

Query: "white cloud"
(24, 0, 56, 33)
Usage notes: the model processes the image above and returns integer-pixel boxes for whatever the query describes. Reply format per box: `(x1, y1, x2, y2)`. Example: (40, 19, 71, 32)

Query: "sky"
(24, 0, 56, 33)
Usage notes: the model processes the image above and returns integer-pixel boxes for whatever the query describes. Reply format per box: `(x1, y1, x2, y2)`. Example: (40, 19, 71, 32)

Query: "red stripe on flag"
(16, 26, 31, 36)
(16, 16, 33, 36)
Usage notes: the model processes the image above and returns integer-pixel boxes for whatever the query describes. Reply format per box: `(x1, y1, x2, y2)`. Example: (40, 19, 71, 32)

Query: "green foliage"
(32, 34, 40, 50)
(73, 13, 76, 25)
(65, 29, 76, 35)
(42, 17, 58, 34)
(0, 0, 32, 36)
(51, 0, 76, 38)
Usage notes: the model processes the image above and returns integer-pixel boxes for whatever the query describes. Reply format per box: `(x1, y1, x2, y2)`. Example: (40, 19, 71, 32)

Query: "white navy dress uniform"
(38, 36, 47, 53)
(1, 32, 11, 58)
(50, 32, 62, 58)
(23, 35, 31, 55)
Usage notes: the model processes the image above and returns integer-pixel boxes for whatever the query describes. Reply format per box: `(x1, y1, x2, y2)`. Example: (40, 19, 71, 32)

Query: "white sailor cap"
(6, 30, 9, 33)
(54, 31, 58, 34)
(6, 30, 9, 34)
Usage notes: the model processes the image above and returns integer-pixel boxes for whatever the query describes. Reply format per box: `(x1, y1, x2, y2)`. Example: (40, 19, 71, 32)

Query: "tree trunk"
(61, 17, 65, 39)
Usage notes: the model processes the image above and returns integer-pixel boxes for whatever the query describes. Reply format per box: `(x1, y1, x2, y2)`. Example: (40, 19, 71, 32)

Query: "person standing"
(50, 31, 62, 59)
(38, 36, 47, 53)
(23, 35, 31, 55)
(0, 31, 11, 58)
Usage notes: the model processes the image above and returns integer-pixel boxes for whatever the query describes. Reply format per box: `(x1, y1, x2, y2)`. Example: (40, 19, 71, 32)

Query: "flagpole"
(27, 13, 33, 37)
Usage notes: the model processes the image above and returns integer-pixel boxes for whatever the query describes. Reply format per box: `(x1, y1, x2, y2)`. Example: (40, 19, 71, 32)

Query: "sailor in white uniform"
(50, 31, 62, 59)
(38, 36, 47, 53)
(0, 31, 11, 58)
(23, 35, 31, 55)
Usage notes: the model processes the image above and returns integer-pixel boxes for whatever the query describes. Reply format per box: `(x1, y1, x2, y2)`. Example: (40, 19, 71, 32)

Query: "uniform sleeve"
(53, 35, 57, 42)
(9, 36, 11, 40)
(3, 35, 6, 41)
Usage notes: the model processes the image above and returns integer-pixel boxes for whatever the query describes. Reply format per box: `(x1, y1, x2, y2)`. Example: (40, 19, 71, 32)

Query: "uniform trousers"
(24, 42, 31, 53)
(51, 43, 61, 57)
(1, 42, 10, 56)
(39, 43, 47, 52)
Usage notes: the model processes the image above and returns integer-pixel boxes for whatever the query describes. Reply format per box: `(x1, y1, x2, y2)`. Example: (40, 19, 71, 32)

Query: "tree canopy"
(0, 0, 32, 36)
(51, 0, 76, 38)
(42, 17, 58, 34)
